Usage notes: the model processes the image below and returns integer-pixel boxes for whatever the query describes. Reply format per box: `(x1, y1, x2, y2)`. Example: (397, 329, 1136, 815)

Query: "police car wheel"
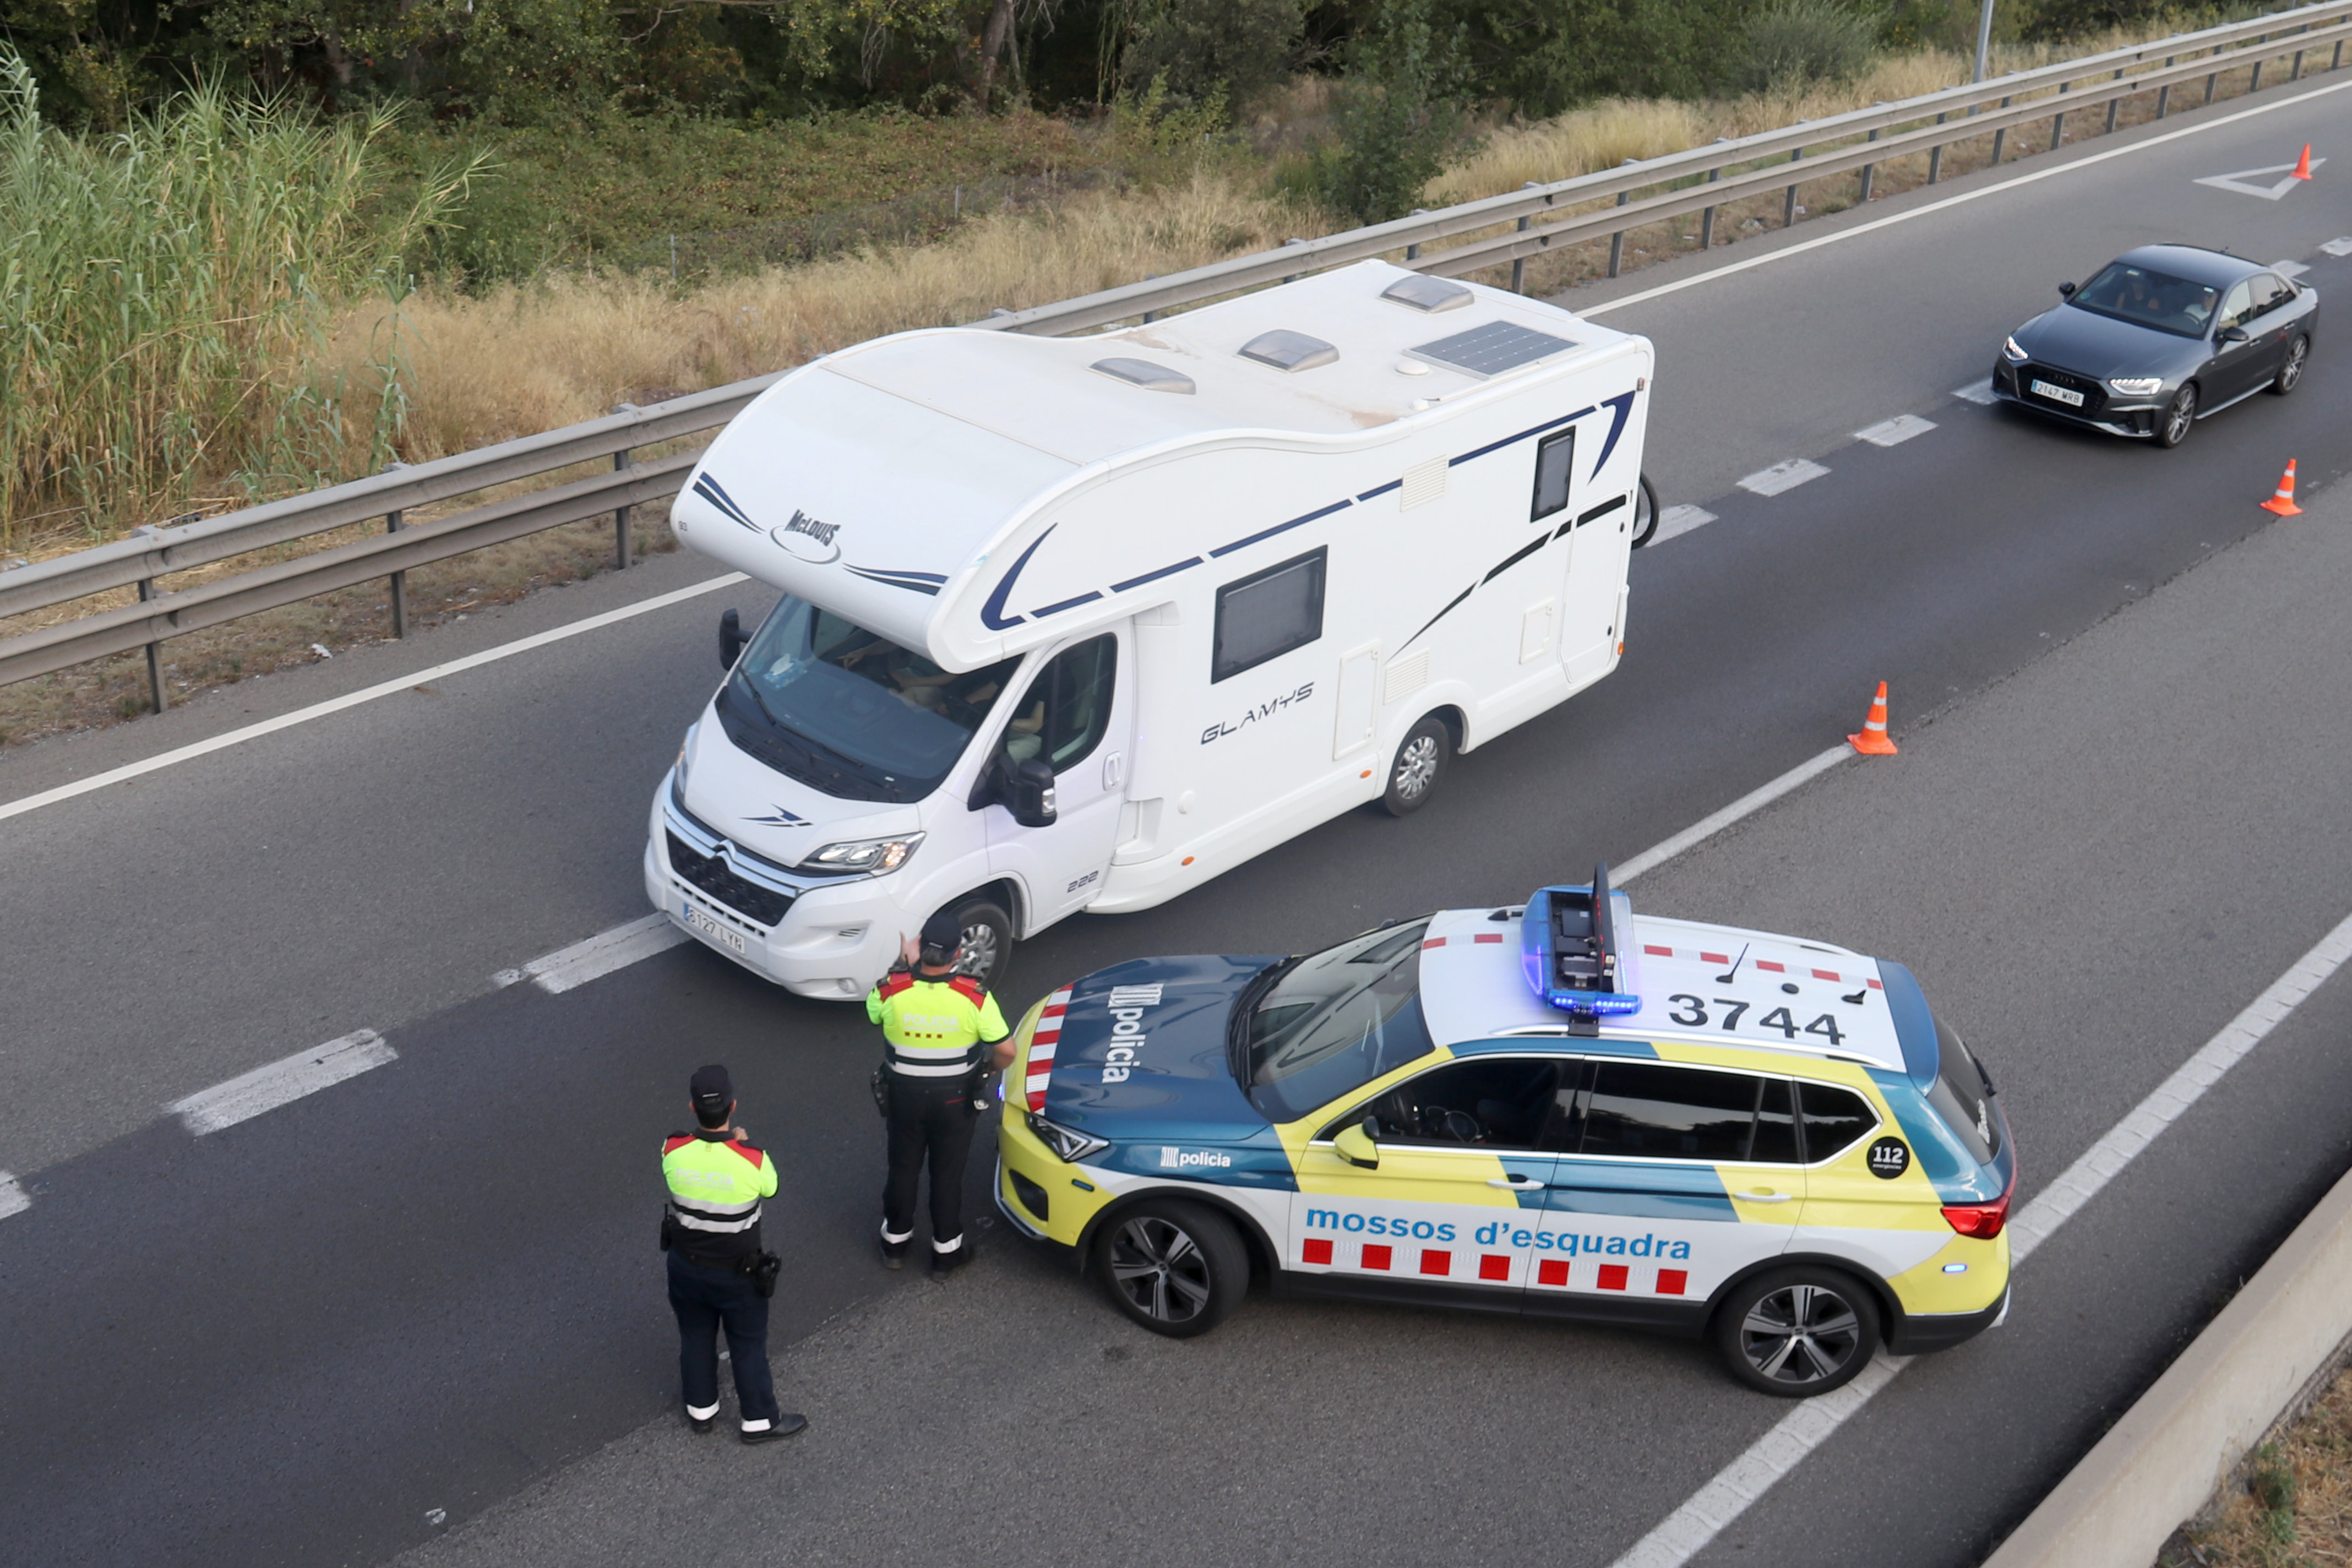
(1380, 715, 1450, 818)
(945, 897, 1012, 988)
(1629, 473, 1661, 548)
(1095, 1200, 1246, 1338)
(1714, 1267, 1881, 1397)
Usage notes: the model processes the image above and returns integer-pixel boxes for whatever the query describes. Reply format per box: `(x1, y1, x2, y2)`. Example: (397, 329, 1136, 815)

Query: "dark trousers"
(667, 1250, 779, 1424)
(883, 1075, 977, 1246)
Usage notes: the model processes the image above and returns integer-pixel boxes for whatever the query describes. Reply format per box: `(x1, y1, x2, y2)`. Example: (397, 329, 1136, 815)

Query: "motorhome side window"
(1211, 547, 1327, 684)
(1530, 427, 1575, 521)
(1002, 635, 1117, 771)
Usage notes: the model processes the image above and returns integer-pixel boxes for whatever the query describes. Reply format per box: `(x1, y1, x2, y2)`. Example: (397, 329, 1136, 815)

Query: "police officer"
(868, 910, 1013, 1278)
(662, 1064, 806, 1443)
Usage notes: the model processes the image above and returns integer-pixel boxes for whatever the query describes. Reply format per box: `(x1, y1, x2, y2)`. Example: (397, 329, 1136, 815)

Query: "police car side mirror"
(1008, 756, 1058, 829)
(1333, 1119, 1380, 1170)
(718, 608, 745, 671)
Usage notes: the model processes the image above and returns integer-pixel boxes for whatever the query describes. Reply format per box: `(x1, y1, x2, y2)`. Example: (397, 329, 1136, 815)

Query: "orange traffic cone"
(2261, 459, 2303, 516)
(1848, 681, 1898, 756)
(2293, 143, 2315, 180)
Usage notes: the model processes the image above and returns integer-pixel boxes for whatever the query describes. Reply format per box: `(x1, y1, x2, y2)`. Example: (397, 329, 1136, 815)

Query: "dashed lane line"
(494, 912, 686, 995)
(1651, 505, 1719, 545)
(1609, 903, 2352, 1568)
(2275, 258, 2312, 279)
(1737, 459, 1831, 497)
(1578, 75, 2352, 323)
(1615, 745, 1853, 885)
(1953, 379, 1999, 405)
(0, 572, 749, 828)
(1855, 413, 1937, 448)
(0, 1172, 28, 1221)
(167, 1029, 398, 1136)
(2322, 237, 2352, 258)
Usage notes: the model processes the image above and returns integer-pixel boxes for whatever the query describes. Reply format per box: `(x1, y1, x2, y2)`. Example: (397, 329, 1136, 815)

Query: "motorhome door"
(980, 627, 1135, 932)
(1560, 476, 1635, 685)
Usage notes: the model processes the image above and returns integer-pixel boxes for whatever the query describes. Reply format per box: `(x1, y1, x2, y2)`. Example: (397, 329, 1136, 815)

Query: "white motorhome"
(650, 260, 1654, 999)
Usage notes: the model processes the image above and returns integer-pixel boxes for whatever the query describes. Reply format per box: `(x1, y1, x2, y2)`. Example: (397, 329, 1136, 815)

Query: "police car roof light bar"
(1520, 863, 1645, 1020)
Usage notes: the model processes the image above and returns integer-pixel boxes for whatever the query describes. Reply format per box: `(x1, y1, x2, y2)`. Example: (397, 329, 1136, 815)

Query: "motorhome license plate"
(685, 903, 747, 954)
(2030, 379, 2085, 407)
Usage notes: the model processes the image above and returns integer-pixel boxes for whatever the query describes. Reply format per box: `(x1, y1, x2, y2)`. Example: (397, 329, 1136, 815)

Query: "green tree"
(1114, 0, 1304, 112)
(1311, 0, 1477, 223)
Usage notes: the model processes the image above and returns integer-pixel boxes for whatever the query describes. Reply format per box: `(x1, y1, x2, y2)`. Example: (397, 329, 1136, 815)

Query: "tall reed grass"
(0, 52, 477, 550)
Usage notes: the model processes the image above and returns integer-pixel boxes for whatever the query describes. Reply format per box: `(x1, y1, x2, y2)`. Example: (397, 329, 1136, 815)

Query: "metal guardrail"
(6, 0, 2348, 709)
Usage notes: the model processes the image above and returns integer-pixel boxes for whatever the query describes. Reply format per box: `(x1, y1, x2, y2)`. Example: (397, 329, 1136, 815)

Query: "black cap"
(690, 1064, 733, 1117)
(919, 910, 964, 952)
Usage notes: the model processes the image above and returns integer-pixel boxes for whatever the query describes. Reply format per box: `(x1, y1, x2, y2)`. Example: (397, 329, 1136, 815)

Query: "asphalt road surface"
(4, 69, 2352, 1568)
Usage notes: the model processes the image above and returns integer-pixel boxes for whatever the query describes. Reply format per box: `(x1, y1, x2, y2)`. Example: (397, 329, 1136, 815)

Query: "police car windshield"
(1240, 921, 1435, 1122)
(717, 597, 1023, 804)
(1928, 1019, 2000, 1164)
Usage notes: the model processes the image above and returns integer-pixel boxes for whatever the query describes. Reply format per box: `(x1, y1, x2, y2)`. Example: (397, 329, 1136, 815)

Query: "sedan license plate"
(2030, 378, 2086, 407)
(684, 902, 747, 955)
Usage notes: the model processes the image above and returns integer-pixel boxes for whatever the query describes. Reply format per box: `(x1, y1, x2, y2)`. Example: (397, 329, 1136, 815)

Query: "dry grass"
(2167, 1364, 2352, 1567)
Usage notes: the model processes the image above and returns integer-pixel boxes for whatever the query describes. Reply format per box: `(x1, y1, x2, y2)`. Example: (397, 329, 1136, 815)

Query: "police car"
(994, 868, 2013, 1396)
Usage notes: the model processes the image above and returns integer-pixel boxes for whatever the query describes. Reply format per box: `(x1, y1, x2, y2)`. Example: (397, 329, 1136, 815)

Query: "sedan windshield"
(1239, 921, 1435, 1121)
(716, 597, 1023, 803)
(2068, 262, 2220, 339)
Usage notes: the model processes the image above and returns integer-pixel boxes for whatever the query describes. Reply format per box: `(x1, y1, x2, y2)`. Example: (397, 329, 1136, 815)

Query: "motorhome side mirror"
(2057, 281, 2077, 298)
(718, 608, 745, 671)
(1333, 1118, 1380, 1169)
(1009, 756, 1058, 829)
(2220, 325, 2250, 344)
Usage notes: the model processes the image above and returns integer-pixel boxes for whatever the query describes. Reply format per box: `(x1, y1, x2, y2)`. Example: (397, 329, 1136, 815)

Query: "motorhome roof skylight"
(1409, 320, 1578, 378)
(1238, 329, 1340, 372)
(1379, 275, 1473, 313)
(1090, 357, 1196, 394)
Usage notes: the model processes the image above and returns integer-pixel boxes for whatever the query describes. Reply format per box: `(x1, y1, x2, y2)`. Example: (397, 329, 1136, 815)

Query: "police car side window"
(1752, 1078, 1801, 1163)
(1352, 1057, 1559, 1150)
(1796, 1082, 1878, 1161)
(1577, 1061, 1761, 1162)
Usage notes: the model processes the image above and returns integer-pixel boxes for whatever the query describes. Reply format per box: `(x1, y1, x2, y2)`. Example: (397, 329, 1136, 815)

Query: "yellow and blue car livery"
(995, 875, 2016, 1395)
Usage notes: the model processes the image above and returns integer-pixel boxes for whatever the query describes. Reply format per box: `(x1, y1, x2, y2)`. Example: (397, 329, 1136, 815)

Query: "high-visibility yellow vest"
(663, 1130, 777, 1248)
(866, 971, 1010, 1076)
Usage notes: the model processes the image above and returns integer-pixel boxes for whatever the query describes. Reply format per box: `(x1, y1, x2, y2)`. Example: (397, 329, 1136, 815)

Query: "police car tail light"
(1025, 1111, 1107, 1164)
(1941, 1167, 2015, 1239)
(1520, 863, 1643, 1020)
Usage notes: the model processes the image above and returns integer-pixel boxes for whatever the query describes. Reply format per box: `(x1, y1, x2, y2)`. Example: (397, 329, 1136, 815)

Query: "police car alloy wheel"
(2273, 336, 2309, 395)
(1381, 715, 1450, 818)
(1714, 1266, 1882, 1397)
(1095, 1200, 1247, 1338)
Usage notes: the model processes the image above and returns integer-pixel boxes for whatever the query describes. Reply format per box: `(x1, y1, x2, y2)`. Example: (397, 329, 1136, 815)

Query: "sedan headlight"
(1026, 1112, 1109, 1163)
(803, 831, 924, 874)
(2001, 336, 2030, 364)
(2106, 376, 2163, 396)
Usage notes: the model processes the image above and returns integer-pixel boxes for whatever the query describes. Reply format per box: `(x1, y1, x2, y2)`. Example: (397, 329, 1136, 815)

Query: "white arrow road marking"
(2321, 237, 2352, 257)
(1738, 459, 1830, 497)
(1609, 905, 2352, 1568)
(1855, 414, 1938, 447)
(1952, 379, 1998, 405)
(495, 912, 687, 995)
(2193, 159, 2326, 199)
(0, 1172, 29, 1221)
(1651, 505, 1719, 545)
(168, 1030, 398, 1136)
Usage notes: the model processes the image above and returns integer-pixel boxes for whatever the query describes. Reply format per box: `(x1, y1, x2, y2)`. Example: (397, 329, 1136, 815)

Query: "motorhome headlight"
(2106, 376, 2163, 396)
(804, 832, 925, 875)
(1025, 1112, 1108, 1163)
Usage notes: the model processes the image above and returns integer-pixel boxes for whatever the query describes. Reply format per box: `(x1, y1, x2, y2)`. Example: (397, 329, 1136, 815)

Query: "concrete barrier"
(1983, 1161, 2352, 1567)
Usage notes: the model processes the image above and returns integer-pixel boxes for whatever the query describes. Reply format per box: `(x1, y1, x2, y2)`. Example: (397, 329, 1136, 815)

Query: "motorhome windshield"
(1238, 921, 1435, 1121)
(716, 597, 1024, 804)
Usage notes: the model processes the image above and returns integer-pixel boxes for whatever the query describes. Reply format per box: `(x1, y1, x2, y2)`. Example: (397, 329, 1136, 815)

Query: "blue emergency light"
(1521, 863, 1643, 1019)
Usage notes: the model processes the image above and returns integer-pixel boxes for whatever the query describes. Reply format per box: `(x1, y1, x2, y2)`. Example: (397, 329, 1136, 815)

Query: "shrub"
(1740, 0, 1882, 90)
(1307, 0, 1480, 224)
(1117, 0, 1306, 112)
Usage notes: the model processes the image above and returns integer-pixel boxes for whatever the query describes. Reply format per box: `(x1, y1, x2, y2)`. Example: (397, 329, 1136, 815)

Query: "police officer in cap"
(661, 1064, 805, 1442)
(868, 910, 1013, 1277)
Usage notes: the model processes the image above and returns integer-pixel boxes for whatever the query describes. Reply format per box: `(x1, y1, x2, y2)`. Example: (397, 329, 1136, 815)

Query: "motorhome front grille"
(667, 831, 793, 927)
(1410, 321, 1578, 378)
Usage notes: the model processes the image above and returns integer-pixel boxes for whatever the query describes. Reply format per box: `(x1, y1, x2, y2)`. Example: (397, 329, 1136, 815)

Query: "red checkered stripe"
(1640, 943, 1881, 990)
(1299, 1237, 1691, 1297)
(1023, 986, 1075, 1113)
(1419, 933, 1507, 949)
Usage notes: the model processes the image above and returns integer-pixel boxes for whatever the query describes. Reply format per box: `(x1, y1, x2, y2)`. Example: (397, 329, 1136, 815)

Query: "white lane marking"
(2322, 237, 2352, 257)
(496, 912, 687, 995)
(1609, 903, 2352, 1568)
(168, 1029, 398, 1136)
(1854, 414, 1938, 447)
(2273, 258, 2312, 279)
(1616, 745, 1852, 885)
(1652, 505, 1719, 545)
(1952, 379, 1998, 405)
(0, 1171, 28, 1221)
(1581, 78, 2352, 321)
(1738, 459, 1830, 497)
(0, 572, 750, 827)
(2194, 159, 2327, 199)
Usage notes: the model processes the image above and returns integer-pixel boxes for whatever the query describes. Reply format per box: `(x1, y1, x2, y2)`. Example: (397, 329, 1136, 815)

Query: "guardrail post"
(2250, 39, 2265, 92)
(381, 461, 409, 639)
(2206, 58, 2220, 103)
(1928, 115, 1946, 182)
(2050, 80, 2068, 151)
(611, 403, 640, 572)
(1991, 96, 2011, 163)
(2158, 56, 2174, 116)
(1511, 183, 1539, 293)
(2106, 69, 2123, 132)
(1698, 139, 1728, 248)
(1282, 237, 1305, 284)
(2333, 38, 2342, 69)
(1404, 210, 1427, 263)
(1141, 274, 1161, 324)
(1858, 124, 1879, 202)
(1608, 159, 1635, 277)
(1783, 143, 1804, 225)
(133, 525, 167, 714)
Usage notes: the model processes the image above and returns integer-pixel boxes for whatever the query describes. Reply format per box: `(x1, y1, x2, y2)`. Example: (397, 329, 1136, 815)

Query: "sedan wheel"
(2157, 383, 2198, 448)
(1095, 1201, 1248, 1338)
(1714, 1267, 1881, 1396)
(2272, 335, 2310, 395)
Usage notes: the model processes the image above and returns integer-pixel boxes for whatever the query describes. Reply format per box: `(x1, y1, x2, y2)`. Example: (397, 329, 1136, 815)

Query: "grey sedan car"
(1992, 243, 2317, 447)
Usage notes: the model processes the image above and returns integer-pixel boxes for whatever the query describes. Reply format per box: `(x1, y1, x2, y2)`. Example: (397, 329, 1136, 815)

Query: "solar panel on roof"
(1409, 320, 1578, 378)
